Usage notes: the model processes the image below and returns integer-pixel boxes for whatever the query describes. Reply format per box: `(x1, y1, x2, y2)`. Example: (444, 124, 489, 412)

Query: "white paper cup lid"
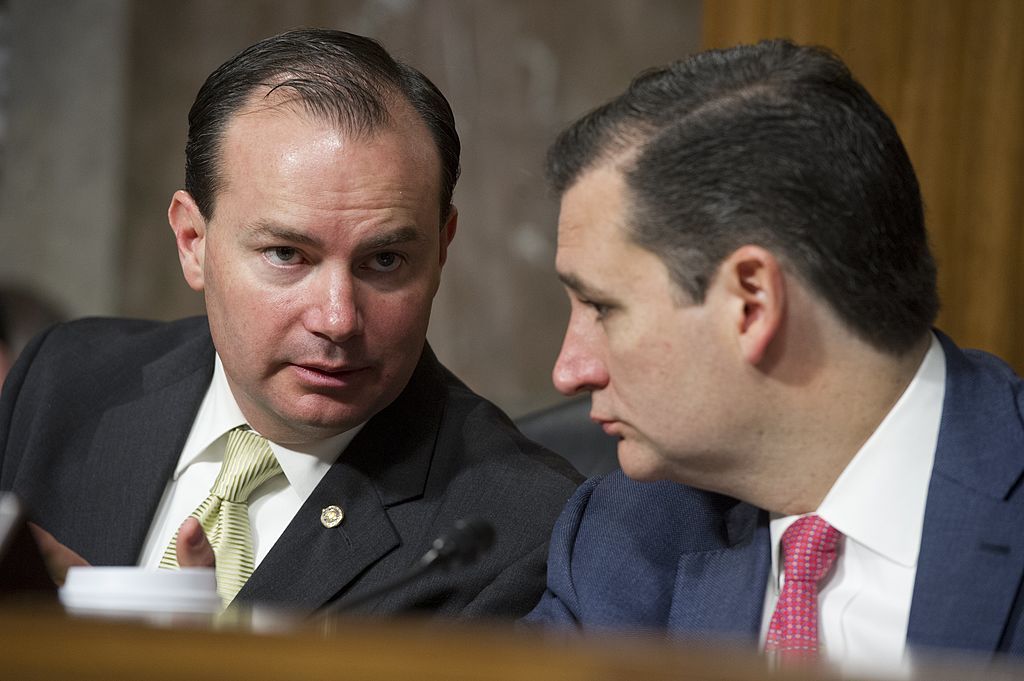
(59, 566, 221, 615)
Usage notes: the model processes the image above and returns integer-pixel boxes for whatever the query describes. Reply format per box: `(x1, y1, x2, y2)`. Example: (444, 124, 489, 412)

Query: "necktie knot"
(779, 514, 840, 583)
(210, 428, 282, 502)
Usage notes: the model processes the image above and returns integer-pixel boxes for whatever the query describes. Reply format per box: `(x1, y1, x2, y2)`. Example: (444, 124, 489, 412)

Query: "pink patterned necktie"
(765, 514, 841, 660)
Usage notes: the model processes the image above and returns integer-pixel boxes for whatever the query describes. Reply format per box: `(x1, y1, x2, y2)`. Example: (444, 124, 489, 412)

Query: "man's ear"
(168, 190, 208, 292)
(716, 245, 786, 365)
(438, 205, 458, 268)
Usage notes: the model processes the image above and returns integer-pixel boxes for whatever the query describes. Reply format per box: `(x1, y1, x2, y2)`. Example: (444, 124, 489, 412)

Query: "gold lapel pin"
(320, 505, 344, 528)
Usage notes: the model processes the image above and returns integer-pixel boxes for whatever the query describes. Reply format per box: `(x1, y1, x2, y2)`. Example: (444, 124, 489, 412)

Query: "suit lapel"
(908, 334, 1024, 653)
(234, 457, 402, 610)
(239, 345, 446, 611)
(77, 326, 214, 564)
(669, 501, 770, 643)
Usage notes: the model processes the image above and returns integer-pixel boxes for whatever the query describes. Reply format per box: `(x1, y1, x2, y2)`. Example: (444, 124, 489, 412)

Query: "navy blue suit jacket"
(526, 333, 1024, 657)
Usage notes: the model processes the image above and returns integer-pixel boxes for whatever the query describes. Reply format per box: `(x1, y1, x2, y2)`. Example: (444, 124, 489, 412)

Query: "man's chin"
(250, 374, 407, 443)
(255, 402, 371, 445)
(615, 442, 670, 482)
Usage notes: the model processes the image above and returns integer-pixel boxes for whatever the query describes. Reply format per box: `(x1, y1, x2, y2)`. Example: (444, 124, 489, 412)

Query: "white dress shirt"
(138, 354, 363, 569)
(759, 333, 946, 675)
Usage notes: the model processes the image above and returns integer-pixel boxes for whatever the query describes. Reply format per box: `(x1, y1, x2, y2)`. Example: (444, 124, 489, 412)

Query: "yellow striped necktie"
(159, 427, 283, 606)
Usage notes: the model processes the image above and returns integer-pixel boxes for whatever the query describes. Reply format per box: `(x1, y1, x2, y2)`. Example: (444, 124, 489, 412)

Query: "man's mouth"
(290, 363, 370, 386)
(592, 416, 623, 438)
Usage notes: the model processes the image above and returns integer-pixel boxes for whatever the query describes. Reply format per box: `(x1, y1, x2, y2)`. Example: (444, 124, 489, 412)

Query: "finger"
(175, 517, 216, 568)
(27, 522, 89, 587)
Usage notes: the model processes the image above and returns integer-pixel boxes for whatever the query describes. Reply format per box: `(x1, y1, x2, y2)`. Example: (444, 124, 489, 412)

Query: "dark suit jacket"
(0, 317, 581, 617)
(525, 332, 1024, 658)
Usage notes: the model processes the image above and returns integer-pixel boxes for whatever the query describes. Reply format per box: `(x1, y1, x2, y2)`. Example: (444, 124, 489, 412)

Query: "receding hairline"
(206, 84, 446, 221)
(226, 78, 429, 142)
(555, 156, 701, 310)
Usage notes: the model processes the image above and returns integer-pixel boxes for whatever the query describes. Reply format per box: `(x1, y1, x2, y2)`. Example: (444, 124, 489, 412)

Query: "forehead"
(556, 163, 685, 304)
(556, 164, 632, 266)
(217, 91, 442, 208)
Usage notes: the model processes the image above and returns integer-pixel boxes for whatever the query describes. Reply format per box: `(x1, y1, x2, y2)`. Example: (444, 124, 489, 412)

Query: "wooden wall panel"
(703, 0, 1024, 370)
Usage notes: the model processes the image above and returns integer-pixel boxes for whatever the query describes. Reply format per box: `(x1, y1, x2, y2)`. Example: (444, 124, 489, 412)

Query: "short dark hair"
(185, 28, 460, 227)
(548, 40, 937, 355)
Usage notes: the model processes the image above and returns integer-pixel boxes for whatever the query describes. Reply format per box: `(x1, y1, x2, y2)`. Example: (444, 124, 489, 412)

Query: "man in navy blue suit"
(525, 39, 1024, 669)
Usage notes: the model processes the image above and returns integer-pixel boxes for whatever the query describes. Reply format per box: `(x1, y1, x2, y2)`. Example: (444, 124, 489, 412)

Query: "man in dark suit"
(0, 28, 579, 617)
(524, 39, 1024, 668)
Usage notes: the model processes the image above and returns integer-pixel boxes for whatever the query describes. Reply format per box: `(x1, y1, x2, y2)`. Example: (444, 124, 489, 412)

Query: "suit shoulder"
(42, 316, 209, 351)
(463, 397, 583, 488)
(938, 332, 1024, 430)
(4, 316, 213, 422)
(585, 470, 725, 518)
(937, 329, 1020, 383)
(23, 316, 208, 370)
(533, 472, 760, 628)
(958, 347, 1022, 383)
(437, 369, 583, 487)
(574, 472, 748, 552)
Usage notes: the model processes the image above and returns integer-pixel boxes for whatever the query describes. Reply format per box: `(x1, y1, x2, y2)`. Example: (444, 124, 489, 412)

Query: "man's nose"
(305, 270, 363, 343)
(552, 321, 609, 395)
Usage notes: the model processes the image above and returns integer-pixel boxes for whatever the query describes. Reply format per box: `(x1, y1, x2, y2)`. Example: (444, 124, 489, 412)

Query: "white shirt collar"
(174, 354, 363, 499)
(770, 333, 946, 576)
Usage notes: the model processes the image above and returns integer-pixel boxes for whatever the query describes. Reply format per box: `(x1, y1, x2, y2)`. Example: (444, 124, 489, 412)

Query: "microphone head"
(427, 518, 495, 568)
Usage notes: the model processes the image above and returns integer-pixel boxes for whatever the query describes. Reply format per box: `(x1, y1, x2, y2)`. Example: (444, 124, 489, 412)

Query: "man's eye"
(367, 252, 402, 273)
(581, 298, 611, 319)
(265, 247, 301, 266)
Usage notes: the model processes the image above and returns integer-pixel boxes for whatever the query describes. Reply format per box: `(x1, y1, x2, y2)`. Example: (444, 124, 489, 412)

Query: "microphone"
(418, 517, 495, 570)
(325, 518, 495, 614)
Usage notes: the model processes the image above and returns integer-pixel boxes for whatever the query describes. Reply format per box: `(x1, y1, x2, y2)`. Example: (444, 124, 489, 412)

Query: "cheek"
(363, 287, 435, 339)
(606, 318, 660, 372)
(607, 318, 690, 400)
(205, 269, 296, 344)
(612, 352, 673, 403)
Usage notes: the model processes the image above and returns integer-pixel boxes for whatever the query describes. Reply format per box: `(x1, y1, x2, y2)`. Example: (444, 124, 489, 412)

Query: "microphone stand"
(317, 518, 495, 627)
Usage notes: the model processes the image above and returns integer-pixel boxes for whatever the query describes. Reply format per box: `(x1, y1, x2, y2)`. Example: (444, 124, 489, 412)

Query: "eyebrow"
(358, 226, 424, 250)
(245, 222, 425, 250)
(245, 221, 324, 249)
(558, 271, 608, 300)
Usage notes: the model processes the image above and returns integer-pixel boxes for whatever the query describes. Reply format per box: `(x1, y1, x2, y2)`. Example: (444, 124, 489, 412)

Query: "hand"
(26, 518, 214, 588)
(28, 522, 89, 587)
(175, 517, 216, 568)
